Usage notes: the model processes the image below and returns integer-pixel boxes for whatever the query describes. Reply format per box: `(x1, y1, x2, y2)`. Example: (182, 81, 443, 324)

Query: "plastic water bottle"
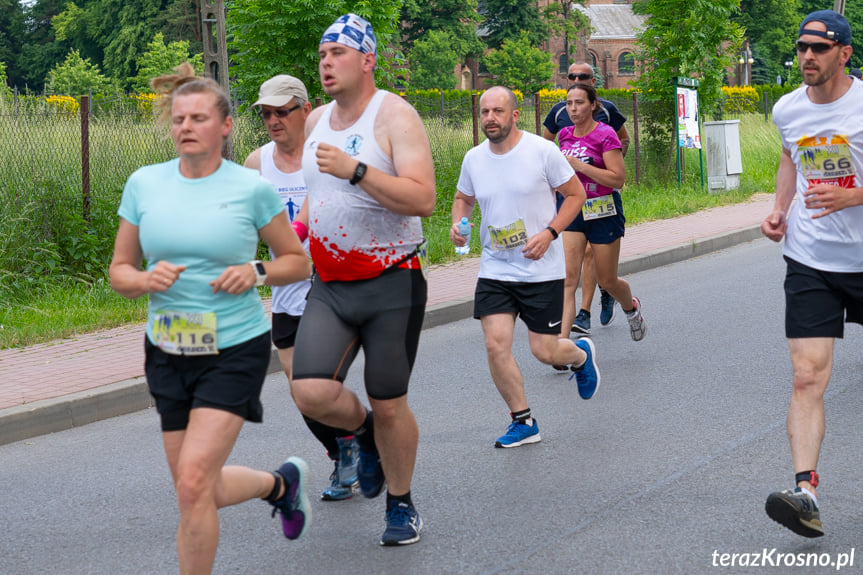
(455, 217, 471, 255)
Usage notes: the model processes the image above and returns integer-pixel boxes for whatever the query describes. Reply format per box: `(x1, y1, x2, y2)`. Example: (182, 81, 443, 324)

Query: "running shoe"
(357, 441, 385, 498)
(336, 436, 359, 487)
(380, 499, 423, 546)
(599, 290, 617, 326)
(572, 309, 591, 334)
(627, 296, 646, 341)
(321, 462, 355, 501)
(765, 487, 824, 538)
(571, 337, 600, 399)
(270, 456, 312, 540)
(494, 419, 541, 448)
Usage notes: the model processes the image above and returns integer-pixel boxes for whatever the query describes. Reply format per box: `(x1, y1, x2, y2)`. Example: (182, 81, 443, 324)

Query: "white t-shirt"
(457, 131, 575, 282)
(259, 141, 311, 316)
(773, 79, 863, 272)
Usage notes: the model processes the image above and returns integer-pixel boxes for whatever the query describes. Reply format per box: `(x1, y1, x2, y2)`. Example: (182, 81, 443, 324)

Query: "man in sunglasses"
(543, 62, 630, 336)
(246, 76, 363, 503)
(762, 9, 863, 539)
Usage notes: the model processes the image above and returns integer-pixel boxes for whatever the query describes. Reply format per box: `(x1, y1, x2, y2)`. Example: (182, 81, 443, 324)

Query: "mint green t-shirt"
(118, 158, 284, 349)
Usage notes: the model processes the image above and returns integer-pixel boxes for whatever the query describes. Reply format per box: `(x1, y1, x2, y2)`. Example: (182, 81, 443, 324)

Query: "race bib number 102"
(488, 219, 529, 250)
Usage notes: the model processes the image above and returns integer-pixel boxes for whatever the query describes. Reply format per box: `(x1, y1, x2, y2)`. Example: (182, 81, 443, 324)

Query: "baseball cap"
(252, 75, 308, 108)
(798, 10, 852, 45)
(320, 13, 377, 55)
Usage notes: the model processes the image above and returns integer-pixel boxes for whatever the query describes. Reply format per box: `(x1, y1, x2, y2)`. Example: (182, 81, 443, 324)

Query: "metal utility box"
(704, 120, 743, 192)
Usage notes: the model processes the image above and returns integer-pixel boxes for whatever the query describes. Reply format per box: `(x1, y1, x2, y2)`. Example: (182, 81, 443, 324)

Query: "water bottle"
(455, 217, 471, 256)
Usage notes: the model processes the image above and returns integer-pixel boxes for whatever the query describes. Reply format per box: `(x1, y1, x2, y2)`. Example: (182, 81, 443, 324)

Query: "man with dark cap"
(762, 9, 863, 538)
(290, 13, 436, 546)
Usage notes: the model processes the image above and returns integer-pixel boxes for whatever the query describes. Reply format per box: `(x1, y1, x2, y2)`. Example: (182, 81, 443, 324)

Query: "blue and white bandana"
(320, 13, 376, 55)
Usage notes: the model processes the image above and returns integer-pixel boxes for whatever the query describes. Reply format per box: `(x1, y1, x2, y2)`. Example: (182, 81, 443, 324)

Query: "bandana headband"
(320, 13, 376, 55)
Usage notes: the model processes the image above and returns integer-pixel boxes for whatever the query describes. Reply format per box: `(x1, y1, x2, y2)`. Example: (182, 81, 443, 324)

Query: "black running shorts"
(292, 268, 426, 400)
(144, 331, 271, 431)
(473, 277, 565, 335)
(271, 313, 302, 350)
(784, 256, 863, 339)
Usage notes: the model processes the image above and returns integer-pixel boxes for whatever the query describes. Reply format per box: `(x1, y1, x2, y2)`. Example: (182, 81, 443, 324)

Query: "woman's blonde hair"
(150, 62, 231, 124)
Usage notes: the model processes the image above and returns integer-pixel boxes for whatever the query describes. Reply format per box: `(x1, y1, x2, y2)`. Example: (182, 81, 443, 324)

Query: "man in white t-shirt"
(451, 86, 600, 449)
(245, 75, 360, 503)
(762, 10, 863, 538)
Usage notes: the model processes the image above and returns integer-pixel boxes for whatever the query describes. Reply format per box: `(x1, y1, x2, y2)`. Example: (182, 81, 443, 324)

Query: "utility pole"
(200, 0, 233, 159)
(833, 0, 845, 15)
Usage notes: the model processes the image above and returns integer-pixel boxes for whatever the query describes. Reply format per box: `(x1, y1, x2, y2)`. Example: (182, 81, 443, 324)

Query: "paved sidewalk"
(0, 194, 774, 445)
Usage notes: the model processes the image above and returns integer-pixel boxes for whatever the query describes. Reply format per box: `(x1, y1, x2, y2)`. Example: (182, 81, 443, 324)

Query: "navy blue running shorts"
(473, 277, 565, 335)
(784, 256, 863, 339)
(559, 190, 625, 244)
(144, 331, 271, 431)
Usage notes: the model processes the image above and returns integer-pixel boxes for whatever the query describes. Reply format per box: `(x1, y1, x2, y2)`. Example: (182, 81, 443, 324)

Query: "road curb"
(0, 225, 763, 446)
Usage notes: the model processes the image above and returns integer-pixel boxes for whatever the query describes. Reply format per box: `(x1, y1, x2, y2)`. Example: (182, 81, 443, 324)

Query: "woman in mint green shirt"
(109, 64, 312, 573)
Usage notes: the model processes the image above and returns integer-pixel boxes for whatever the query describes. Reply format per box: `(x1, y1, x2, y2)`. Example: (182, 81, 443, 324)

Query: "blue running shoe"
(270, 456, 312, 540)
(380, 499, 423, 546)
(321, 461, 355, 501)
(599, 290, 617, 326)
(571, 338, 600, 399)
(357, 442, 385, 498)
(572, 309, 591, 334)
(494, 419, 541, 448)
(336, 436, 359, 488)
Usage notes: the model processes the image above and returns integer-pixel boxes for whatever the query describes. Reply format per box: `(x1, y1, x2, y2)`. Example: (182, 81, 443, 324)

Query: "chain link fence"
(0, 89, 774, 287)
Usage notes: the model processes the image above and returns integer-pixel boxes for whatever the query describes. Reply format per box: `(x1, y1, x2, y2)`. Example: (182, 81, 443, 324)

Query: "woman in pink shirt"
(556, 83, 646, 345)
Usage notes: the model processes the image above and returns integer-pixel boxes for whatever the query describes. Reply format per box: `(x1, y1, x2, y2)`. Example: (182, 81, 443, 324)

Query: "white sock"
(799, 486, 818, 506)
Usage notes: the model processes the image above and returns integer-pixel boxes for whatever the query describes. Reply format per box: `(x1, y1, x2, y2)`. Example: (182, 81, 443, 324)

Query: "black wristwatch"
(350, 161, 367, 185)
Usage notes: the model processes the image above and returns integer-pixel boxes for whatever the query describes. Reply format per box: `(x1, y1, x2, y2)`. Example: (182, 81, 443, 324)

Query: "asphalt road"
(1, 238, 861, 574)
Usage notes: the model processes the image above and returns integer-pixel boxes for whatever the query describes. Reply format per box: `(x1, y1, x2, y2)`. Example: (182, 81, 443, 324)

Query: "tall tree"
(130, 32, 203, 93)
(17, 0, 72, 90)
(541, 0, 589, 71)
(228, 0, 403, 104)
(484, 30, 555, 94)
(479, 0, 548, 50)
(735, 0, 800, 85)
(407, 30, 460, 90)
(631, 0, 743, 165)
(400, 0, 484, 58)
(0, 0, 24, 87)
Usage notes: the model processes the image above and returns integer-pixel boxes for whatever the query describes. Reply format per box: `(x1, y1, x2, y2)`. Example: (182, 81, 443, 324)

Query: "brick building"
(459, 0, 646, 91)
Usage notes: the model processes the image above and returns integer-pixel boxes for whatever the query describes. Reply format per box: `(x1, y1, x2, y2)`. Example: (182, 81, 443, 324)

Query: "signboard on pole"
(674, 77, 704, 187)
(676, 80, 701, 149)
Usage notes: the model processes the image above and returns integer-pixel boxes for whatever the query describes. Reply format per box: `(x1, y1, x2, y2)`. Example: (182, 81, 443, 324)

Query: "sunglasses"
(795, 40, 838, 55)
(568, 72, 594, 81)
(258, 104, 301, 120)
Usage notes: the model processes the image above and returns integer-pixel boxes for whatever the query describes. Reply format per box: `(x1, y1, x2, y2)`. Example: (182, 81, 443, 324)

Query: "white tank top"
(302, 90, 424, 282)
(260, 141, 311, 315)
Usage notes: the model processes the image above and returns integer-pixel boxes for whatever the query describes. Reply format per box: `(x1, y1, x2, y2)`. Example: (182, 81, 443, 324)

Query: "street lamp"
(785, 60, 793, 83)
(739, 47, 754, 86)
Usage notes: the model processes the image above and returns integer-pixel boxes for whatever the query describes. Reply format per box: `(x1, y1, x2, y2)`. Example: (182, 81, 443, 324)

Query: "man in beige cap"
(245, 76, 362, 504)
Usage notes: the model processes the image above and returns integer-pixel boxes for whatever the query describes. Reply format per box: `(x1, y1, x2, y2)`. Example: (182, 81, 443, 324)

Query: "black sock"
(354, 410, 375, 449)
(387, 490, 412, 507)
(511, 408, 531, 424)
